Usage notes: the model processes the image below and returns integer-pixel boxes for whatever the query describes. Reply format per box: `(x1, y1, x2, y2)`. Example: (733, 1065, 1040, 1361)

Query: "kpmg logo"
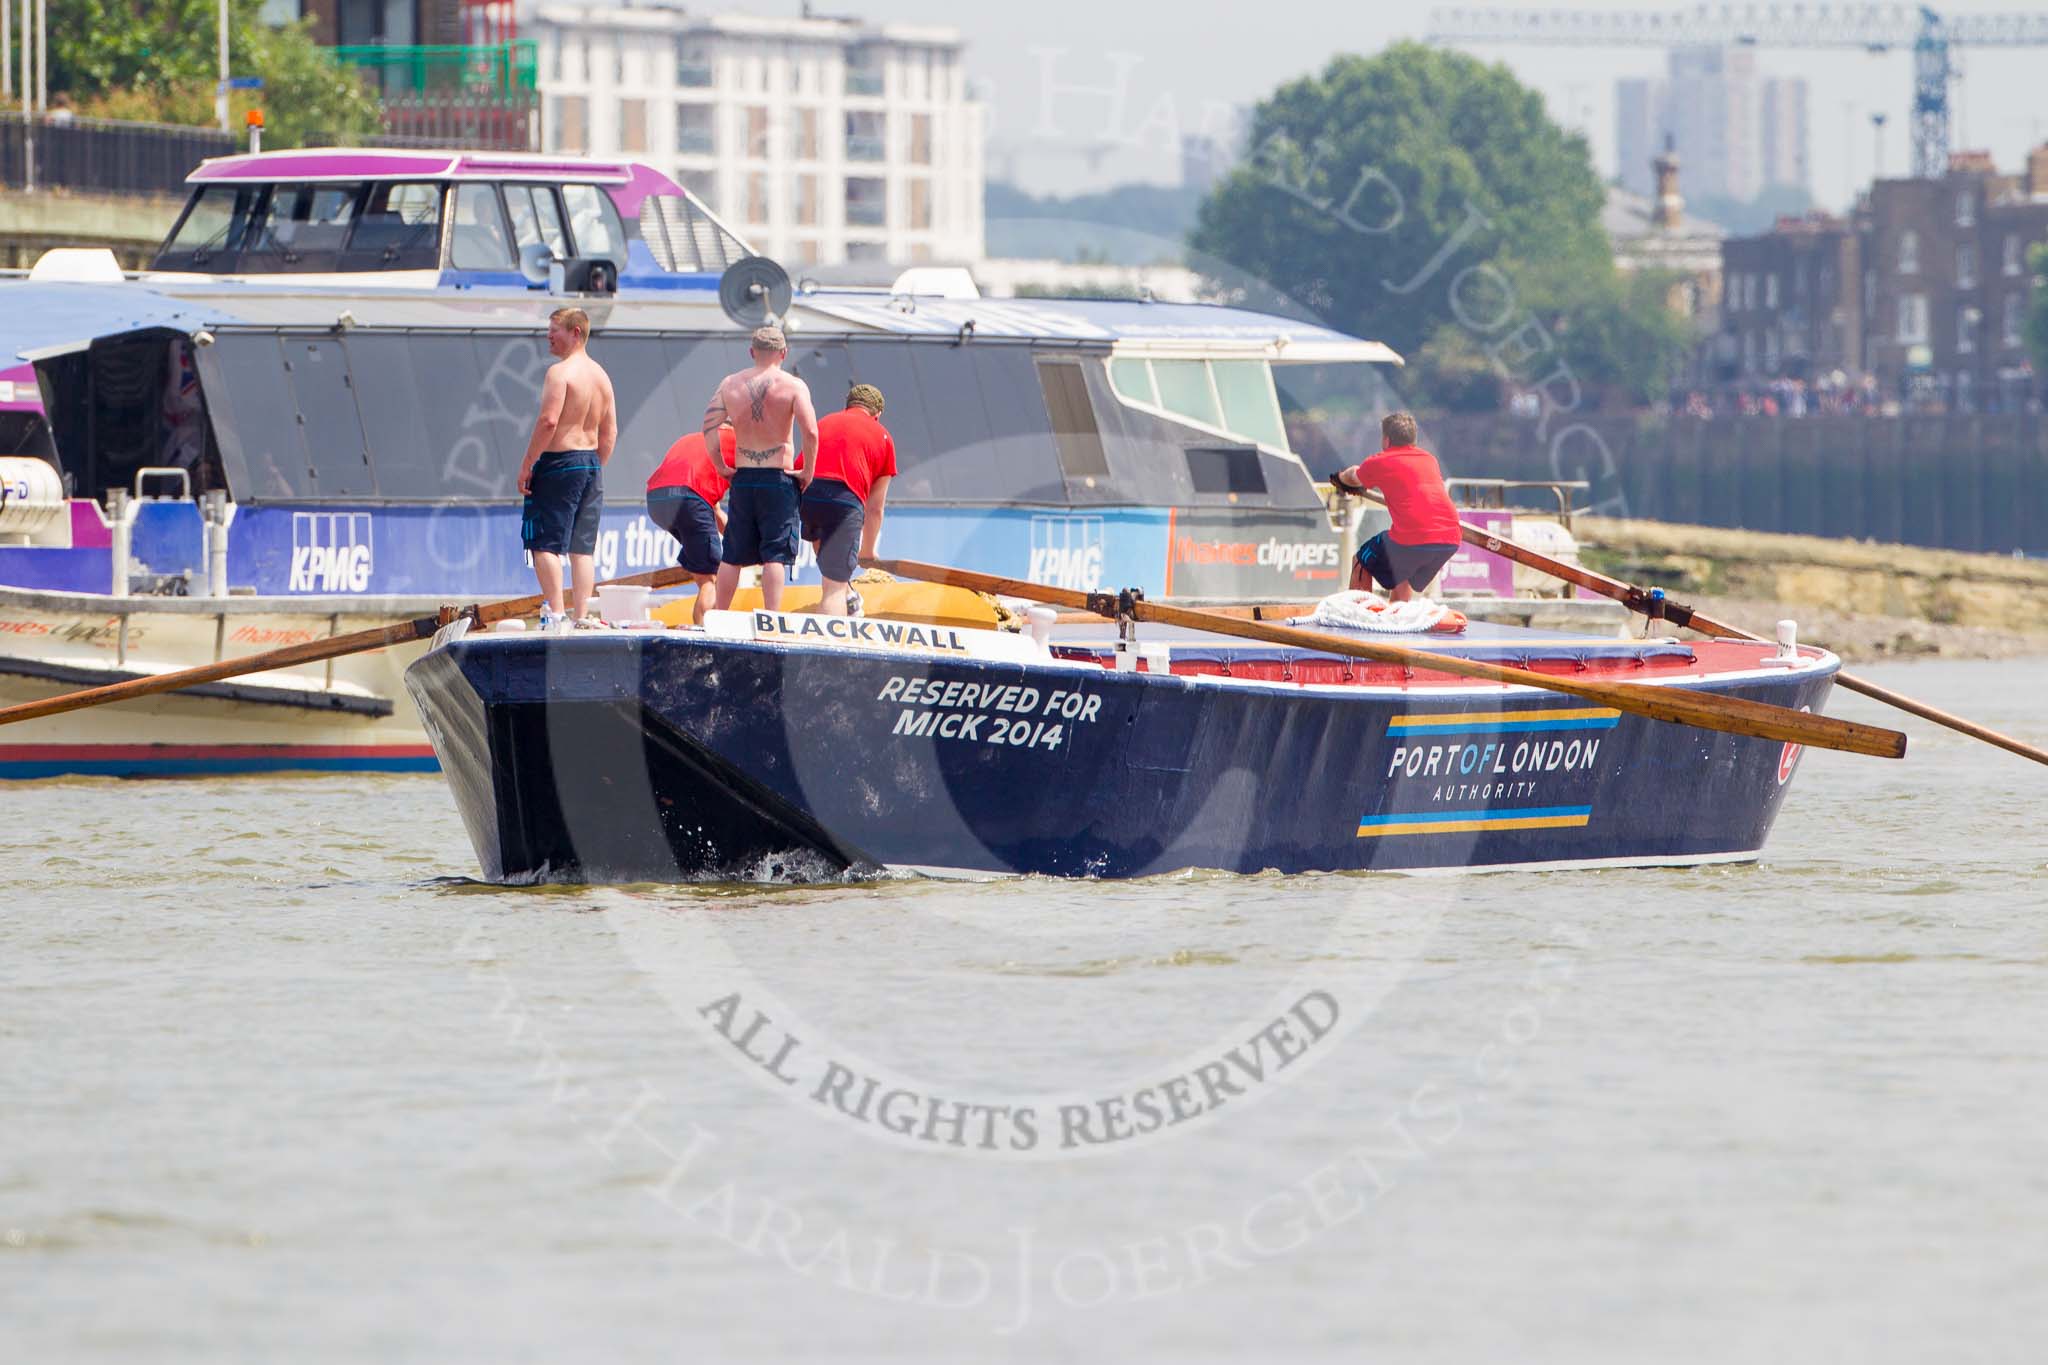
(288, 511, 374, 592)
(1026, 514, 1105, 591)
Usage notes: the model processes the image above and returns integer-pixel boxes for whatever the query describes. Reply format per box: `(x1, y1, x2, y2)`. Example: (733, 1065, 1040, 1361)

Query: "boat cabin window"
(561, 183, 627, 268)
(450, 183, 516, 270)
(157, 184, 264, 268)
(154, 180, 442, 273)
(1151, 359, 1222, 429)
(1036, 360, 1111, 483)
(1108, 357, 1156, 406)
(243, 183, 361, 272)
(1210, 360, 1288, 452)
(1108, 355, 1292, 454)
(342, 181, 442, 271)
(504, 183, 571, 259)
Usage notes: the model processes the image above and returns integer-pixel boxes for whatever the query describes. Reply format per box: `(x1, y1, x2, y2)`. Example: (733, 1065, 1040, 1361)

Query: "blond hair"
(550, 306, 591, 341)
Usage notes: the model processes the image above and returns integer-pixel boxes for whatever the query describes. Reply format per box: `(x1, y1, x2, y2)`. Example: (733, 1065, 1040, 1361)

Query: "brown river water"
(5, 655, 2046, 1361)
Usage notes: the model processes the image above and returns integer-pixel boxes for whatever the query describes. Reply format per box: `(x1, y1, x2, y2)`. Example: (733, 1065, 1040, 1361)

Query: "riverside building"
(1720, 145, 2048, 411)
(532, 4, 985, 266)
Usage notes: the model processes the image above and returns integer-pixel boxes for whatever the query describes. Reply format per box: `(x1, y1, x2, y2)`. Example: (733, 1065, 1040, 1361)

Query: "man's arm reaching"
(859, 475, 891, 559)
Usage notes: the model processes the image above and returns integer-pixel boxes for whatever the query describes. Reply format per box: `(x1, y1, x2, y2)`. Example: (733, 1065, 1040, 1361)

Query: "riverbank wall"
(1430, 414, 2048, 558)
(1576, 516, 2048, 660)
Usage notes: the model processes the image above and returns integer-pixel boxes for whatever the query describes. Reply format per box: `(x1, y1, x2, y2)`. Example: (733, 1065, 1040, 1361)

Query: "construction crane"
(1426, 5, 2048, 180)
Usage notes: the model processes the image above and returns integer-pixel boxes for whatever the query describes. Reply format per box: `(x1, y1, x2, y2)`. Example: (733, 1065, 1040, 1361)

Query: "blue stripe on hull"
(1387, 717, 1620, 735)
(1359, 805, 1594, 825)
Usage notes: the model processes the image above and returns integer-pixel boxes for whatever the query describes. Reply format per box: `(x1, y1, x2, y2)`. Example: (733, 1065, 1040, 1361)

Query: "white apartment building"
(533, 5, 985, 267)
(1616, 47, 1809, 202)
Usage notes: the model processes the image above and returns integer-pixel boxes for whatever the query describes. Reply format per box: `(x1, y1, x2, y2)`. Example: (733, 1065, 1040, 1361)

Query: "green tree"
(1190, 43, 1684, 408)
(50, 0, 380, 149)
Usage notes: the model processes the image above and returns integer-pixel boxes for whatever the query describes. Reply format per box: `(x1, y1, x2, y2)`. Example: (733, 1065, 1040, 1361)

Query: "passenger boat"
(0, 147, 1420, 777)
(404, 602, 1837, 882)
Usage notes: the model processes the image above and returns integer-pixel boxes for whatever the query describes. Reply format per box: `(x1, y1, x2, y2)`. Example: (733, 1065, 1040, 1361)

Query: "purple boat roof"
(187, 149, 682, 202)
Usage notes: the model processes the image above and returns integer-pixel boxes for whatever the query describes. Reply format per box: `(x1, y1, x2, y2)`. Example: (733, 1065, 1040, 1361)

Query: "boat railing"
(1445, 478, 1589, 530)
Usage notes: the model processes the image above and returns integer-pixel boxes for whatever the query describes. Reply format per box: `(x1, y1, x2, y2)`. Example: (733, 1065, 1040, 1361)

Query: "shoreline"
(1574, 517, 2048, 663)
(1674, 594, 2048, 664)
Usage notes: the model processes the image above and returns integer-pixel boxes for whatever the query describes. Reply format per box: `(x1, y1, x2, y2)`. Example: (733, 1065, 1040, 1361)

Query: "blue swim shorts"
(721, 467, 801, 568)
(1356, 531, 1458, 592)
(523, 450, 604, 556)
(799, 478, 866, 583)
(646, 487, 723, 575)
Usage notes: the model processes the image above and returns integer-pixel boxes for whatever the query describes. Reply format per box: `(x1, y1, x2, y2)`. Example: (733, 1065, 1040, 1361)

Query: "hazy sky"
(778, 0, 2048, 212)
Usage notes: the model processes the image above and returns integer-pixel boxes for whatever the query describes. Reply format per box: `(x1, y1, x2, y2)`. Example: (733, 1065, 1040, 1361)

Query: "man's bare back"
(703, 326, 818, 477)
(548, 352, 615, 454)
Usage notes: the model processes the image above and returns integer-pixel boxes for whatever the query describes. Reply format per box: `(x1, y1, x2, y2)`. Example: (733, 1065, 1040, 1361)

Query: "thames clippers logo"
(1171, 534, 1340, 578)
(1027, 514, 1104, 590)
(288, 511, 373, 592)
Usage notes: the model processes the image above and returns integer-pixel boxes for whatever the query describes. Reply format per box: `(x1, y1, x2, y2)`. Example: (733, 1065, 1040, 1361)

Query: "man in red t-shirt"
(646, 425, 736, 623)
(1329, 411, 1462, 602)
(801, 383, 898, 617)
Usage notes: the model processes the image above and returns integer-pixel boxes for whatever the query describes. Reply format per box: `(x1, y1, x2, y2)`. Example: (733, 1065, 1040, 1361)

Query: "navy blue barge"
(405, 610, 1838, 882)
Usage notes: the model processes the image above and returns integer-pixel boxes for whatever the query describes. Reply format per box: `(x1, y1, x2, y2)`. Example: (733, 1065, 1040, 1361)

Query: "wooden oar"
(0, 567, 695, 729)
(1354, 492, 2048, 769)
(869, 557, 1907, 759)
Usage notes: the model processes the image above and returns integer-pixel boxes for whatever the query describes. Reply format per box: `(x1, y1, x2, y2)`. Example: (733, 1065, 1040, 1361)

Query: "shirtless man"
(702, 325, 819, 613)
(518, 306, 617, 623)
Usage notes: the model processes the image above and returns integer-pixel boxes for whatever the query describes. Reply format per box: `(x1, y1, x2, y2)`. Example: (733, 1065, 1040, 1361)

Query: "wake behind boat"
(404, 597, 1841, 882)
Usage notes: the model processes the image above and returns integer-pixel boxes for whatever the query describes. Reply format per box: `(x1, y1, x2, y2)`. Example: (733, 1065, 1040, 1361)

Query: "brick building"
(266, 0, 466, 48)
(1720, 146, 2048, 411)
(1719, 212, 1859, 383)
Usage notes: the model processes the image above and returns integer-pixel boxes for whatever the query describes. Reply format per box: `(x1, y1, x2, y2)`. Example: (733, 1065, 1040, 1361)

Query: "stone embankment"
(0, 190, 182, 270)
(1575, 517, 2048, 662)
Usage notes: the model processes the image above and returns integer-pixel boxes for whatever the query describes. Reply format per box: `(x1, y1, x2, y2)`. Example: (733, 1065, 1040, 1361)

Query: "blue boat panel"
(0, 546, 110, 592)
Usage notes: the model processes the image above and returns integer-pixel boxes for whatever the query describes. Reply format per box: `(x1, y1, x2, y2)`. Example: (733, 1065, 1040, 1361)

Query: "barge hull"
(406, 636, 1835, 882)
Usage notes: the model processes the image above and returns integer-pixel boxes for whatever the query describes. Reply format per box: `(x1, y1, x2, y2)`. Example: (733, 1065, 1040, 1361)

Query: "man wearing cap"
(702, 324, 819, 613)
(645, 423, 736, 625)
(802, 383, 897, 617)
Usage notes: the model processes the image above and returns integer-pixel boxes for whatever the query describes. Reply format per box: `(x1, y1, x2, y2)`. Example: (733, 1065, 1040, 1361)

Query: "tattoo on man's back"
(736, 445, 788, 466)
(746, 376, 772, 421)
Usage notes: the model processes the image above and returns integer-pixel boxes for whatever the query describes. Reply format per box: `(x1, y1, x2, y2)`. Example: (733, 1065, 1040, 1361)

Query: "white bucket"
(596, 584, 652, 624)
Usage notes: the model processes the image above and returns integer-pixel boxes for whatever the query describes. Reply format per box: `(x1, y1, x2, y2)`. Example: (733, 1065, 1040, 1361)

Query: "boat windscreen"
(342, 182, 442, 271)
(240, 184, 363, 273)
(154, 181, 443, 274)
(156, 185, 264, 269)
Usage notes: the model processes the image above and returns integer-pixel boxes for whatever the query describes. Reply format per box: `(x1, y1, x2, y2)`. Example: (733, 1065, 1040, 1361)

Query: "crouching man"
(801, 383, 897, 616)
(1330, 411, 1462, 602)
(645, 424, 735, 625)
